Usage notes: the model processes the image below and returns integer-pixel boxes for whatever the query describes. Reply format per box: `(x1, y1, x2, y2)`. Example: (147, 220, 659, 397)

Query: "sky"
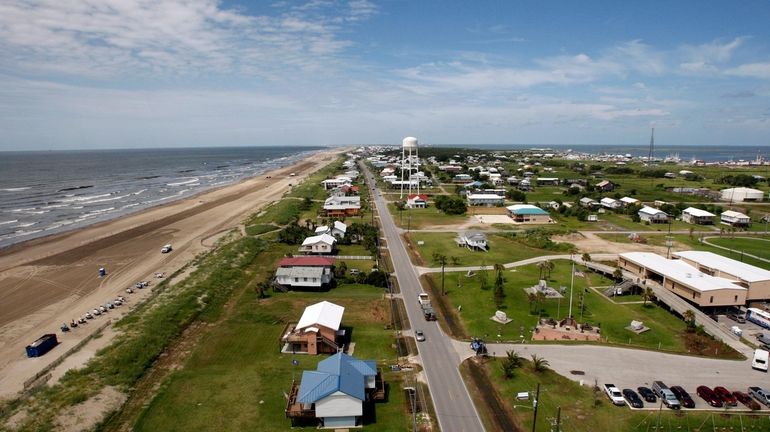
(1, 1, 770, 150)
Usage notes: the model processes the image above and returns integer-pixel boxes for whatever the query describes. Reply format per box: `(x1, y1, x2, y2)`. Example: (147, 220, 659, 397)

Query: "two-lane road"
(361, 164, 485, 432)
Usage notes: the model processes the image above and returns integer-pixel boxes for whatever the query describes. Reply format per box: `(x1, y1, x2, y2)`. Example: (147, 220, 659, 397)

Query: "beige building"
(618, 252, 747, 307)
(673, 251, 770, 302)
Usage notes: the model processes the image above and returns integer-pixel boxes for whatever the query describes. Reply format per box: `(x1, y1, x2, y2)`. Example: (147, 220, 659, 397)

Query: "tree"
(641, 287, 654, 306)
(300, 196, 313, 211)
(479, 261, 489, 290)
(493, 264, 505, 308)
(527, 292, 537, 315)
(537, 260, 548, 280)
(501, 350, 523, 378)
(535, 291, 546, 316)
(581, 253, 591, 263)
(531, 354, 550, 372)
(544, 260, 555, 279)
(334, 261, 348, 278)
(683, 309, 696, 331)
(612, 268, 623, 283)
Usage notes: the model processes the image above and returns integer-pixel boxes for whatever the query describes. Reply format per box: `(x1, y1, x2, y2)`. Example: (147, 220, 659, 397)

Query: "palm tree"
(641, 287, 654, 306)
(537, 260, 548, 280)
(683, 309, 696, 331)
(527, 292, 537, 314)
(612, 268, 623, 283)
(545, 260, 555, 279)
(531, 354, 550, 372)
(581, 252, 591, 263)
(501, 350, 523, 378)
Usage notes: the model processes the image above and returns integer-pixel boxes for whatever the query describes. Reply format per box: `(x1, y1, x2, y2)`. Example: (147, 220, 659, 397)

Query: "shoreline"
(0, 147, 325, 255)
(0, 147, 348, 399)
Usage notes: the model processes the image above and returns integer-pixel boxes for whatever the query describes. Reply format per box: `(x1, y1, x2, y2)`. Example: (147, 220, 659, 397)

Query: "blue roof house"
(295, 353, 378, 428)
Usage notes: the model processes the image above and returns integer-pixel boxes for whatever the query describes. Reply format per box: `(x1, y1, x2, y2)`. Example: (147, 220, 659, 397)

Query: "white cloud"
(725, 62, 770, 79)
(610, 40, 666, 75)
(0, 0, 376, 79)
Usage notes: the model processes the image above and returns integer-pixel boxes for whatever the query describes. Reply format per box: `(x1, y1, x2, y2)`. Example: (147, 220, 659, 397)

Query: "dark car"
(696, 386, 723, 408)
(727, 313, 746, 323)
(670, 386, 695, 409)
(622, 389, 644, 408)
(733, 391, 761, 410)
(637, 386, 657, 403)
(713, 386, 737, 407)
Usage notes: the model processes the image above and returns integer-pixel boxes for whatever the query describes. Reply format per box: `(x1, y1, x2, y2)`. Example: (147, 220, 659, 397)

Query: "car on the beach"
(161, 244, 172, 253)
(84, 311, 93, 319)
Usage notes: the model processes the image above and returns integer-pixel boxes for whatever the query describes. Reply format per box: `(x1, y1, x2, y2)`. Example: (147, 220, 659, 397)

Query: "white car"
(161, 244, 172, 253)
(415, 330, 426, 342)
(604, 384, 626, 406)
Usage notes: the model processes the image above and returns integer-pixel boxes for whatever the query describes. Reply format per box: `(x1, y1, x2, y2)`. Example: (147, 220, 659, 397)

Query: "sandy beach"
(0, 148, 345, 399)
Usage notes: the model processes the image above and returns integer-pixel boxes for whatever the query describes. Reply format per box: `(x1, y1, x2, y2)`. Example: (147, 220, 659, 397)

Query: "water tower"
(400, 136, 420, 198)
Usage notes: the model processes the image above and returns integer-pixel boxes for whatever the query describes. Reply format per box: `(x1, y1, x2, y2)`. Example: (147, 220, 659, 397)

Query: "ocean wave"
(40, 203, 70, 209)
(0, 219, 18, 226)
(121, 203, 140, 209)
(10, 207, 36, 212)
(57, 185, 93, 192)
(134, 189, 147, 196)
(80, 193, 131, 204)
(0, 187, 31, 192)
(87, 207, 116, 214)
(136, 175, 161, 180)
(60, 193, 111, 203)
(14, 222, 36, 228)
(166, 178, 199, 187)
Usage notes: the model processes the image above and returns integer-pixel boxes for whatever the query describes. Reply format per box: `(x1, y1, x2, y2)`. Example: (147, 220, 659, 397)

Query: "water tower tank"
(402, 137, 418, 148)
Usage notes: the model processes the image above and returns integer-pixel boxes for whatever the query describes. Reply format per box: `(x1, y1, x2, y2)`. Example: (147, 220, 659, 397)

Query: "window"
(303, 277, 308, 281)
(294, 278, 299, 282)
(735, 295, 738, 302)
(710, 296, 714, 304)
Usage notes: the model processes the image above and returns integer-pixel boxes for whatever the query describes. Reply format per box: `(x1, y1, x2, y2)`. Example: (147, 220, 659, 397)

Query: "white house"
(300, 233, 337, 255)
(638, 206, 668, 224)
(720, 210, 751, 227)
(682, 207, 715, 225)
(579, 197, 599, 208)
(720, 187, 764, 203)
(620, 197, 640, 207)
(406, 194, 428, 209)
(600, 197, 622, 210)
(467, 193, 504, 207)
(321, 177, 352, 190)
(455, 231, 488, 251)
(323, 196, 361, 217)
(295, 352, 379, 428)
(315, 221, 347, 239)
(275, 257, 335, 290)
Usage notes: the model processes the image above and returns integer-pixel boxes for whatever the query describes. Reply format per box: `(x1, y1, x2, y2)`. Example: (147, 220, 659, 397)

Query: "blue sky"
(1, 0, 770, 150)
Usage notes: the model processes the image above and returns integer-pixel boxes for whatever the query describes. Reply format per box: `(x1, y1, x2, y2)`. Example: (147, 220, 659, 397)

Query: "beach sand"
(0, 148, 347, 399)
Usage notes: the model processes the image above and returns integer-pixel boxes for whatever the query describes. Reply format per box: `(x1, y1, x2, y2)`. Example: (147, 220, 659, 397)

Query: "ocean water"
(0, 146, 323, 249)
(431, 144, 769, 163)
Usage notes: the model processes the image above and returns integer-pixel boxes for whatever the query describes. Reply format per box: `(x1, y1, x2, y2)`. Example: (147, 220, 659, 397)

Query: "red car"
(713, 386, 737, 407)
(733, 391, 761, 410)
(696, 386, 723, 408)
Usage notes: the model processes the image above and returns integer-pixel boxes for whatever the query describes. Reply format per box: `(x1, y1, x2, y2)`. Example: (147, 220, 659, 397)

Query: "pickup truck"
(421, 304, 437, 321)
(418, 293, 431, 306)
(604, 384, 625, 406)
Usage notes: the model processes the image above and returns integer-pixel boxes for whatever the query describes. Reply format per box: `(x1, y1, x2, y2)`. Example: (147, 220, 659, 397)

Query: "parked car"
(696, 386, 723, 408)
(415, 330, 425, 342)
(604, 384, 626, 406)
(734, 391, 761, 410)
(749, 386, 770, 407)
(637, 386, 657, 403)
(713, 386, 737, 406)
(622, 389, 644, 408)
(670, 386, 695, 408)
(727, 312, 746, 323)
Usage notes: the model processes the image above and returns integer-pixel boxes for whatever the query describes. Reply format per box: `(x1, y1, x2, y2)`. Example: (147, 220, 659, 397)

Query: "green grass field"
(407, 232, 553, 267)
(426, 262, 698, 354)
(388, 203, 469, 229)
(706, 236, 770, 261)
(133, 284, 411, 432)
(466, 357, 770, 432)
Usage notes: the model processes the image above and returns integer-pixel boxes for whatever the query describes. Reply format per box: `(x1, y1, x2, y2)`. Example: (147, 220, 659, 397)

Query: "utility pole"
(568, 255, 575, 319)
(532, 383, 540, 432)
(412, 375, 418, 432)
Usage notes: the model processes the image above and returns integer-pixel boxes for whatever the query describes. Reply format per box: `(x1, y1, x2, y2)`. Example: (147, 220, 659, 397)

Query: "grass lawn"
(426, 262, 699, 354)
(388, 203, 469, 229)
(466, 357, 770, 432)
(406, 232, 550, 267)
(286, 156, 345, 200)
(133, 284, 410, 432)
(670, 234, 770, 270)
(707, 236, 770, 261)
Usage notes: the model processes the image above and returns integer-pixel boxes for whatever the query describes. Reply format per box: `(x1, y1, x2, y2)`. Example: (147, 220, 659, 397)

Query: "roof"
(467, 193, 504, 200)
(683, 207, 715, 217)
(620, 197, 639, 204)
(721, 210, 750, 219)
(461, 231, 487, 241)
(333, 221, 347, 232)
(600, 197, 618, 205)
(673, 251, 770, 283)
(537, 177, 559, 181)
(296, 301, 345, 331)
(580, 197, 596, 203)
(597, 180, 613, 187)
(276, 266, 325, 279)
(720, 187, 763, 195)
(639, 206, 667, 216)
(620, 252, 747, 292)
(408, 194, 428, 201)
(506, 204, 549, 215)
(278, 256, 335, 267)
(297, 353, 376, 404)
(315, 226, 331, 234)
(301, 233, 337, 246)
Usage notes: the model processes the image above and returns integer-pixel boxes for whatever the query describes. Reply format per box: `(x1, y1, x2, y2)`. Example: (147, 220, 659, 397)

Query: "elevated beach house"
(455, 231, 488, 251)
(506, 204, 551, 224)
(315, 221, 347, 239)
(280, 301, 345, 354)
(720, 210, 751, 227)
(466, 193, 504, 207)
(682, 207, 715, 225)
(322, 196, 361, 217)
(406, 194, 428, 208)
(299, 233, 337, 255)
(274, 257, 335, 291)
(638, 206, 669, 224)
(285, 352, 384, 428)
(600, 197, 622, 210)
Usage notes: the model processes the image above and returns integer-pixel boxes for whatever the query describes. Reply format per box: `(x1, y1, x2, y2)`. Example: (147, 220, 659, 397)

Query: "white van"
(752, 349, 769, 372)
